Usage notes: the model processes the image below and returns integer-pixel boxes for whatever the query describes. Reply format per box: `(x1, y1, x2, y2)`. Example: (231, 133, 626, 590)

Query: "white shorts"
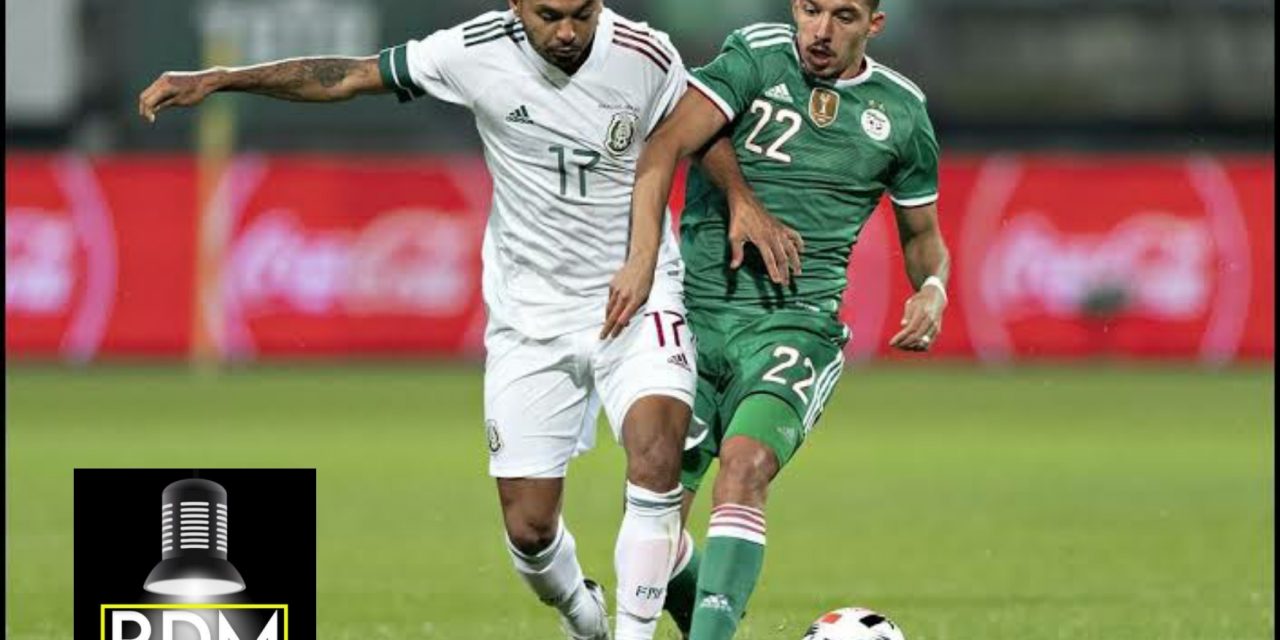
(483, 287, 697, 479)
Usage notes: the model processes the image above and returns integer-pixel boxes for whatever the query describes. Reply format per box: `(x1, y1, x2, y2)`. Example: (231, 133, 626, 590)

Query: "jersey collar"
(517, 8, 614, 88)
(791, 43, 876, 89)
(834, 54, 876, 88)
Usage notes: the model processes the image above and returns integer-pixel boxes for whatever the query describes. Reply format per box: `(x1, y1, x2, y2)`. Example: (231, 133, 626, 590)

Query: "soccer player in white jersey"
(139, 2, 716, 638)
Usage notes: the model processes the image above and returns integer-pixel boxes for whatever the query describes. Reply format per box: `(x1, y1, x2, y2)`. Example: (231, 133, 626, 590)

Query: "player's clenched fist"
(138, 70, 221, 123)
(601, 259, 655, 340)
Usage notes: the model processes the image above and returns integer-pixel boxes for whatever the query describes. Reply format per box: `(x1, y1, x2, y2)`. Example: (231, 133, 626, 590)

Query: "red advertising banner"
(6, 154, 1273, 362)
(200, 156, 491, 358)
(840, 155, 1275, 363)
(5, 155, 194, 359)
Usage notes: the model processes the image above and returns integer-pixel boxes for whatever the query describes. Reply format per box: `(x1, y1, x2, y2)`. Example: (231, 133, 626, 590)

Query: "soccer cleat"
(563, 578, 611, 640)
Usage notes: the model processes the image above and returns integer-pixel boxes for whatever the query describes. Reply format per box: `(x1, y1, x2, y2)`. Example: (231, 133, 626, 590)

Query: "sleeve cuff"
(687, 75, 736, 122)
(379, 45, 425, 103)
(889, 192, 939, 207)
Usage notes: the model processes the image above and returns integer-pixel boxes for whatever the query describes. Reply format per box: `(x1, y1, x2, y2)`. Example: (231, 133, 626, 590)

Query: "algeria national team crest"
(808, 88, 840, 128)
(861, 106, 892, 141)
(605, 112, 639, 155)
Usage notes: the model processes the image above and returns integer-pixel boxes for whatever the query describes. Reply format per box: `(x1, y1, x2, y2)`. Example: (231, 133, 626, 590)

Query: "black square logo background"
(75, 469, 315, 639)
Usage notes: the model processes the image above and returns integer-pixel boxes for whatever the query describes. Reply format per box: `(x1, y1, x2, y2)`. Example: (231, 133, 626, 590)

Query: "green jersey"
(682, 23, 940, 315)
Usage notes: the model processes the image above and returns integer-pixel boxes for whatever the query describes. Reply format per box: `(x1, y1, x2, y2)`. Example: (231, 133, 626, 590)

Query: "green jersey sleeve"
(888, 106, 940, 207)
(688, 31, 764, 122)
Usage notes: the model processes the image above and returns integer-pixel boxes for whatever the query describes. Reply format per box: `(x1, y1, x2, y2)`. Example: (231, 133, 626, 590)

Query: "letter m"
(218, 611, 279, 640)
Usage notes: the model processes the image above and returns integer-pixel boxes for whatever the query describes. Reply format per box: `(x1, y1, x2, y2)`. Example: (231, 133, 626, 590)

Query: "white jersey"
(379, 9, 688, 339)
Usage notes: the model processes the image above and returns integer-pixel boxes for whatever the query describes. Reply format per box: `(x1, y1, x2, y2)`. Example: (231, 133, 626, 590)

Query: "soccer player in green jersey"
(601, 0, 952, 637)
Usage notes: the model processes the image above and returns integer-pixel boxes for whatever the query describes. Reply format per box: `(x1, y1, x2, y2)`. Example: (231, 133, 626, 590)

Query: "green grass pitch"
(6, 362, 1274, 639)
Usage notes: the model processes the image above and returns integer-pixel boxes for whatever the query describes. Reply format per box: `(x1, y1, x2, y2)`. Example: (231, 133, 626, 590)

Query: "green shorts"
(681, 306, 850, 493)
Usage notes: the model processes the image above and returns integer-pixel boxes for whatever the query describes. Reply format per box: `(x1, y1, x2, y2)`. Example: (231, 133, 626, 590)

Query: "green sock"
(665, 543, 701, 635)
(688, 508, 767, 640)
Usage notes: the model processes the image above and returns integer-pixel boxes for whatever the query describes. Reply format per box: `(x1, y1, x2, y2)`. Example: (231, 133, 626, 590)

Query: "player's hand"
(727, 193, 803, 286)
(138, 70, 222, 123)
(601, 259, 655, 340)
(890, 286, 946, 352)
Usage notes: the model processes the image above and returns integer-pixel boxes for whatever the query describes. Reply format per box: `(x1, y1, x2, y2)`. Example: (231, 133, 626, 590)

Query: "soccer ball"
(800, 607, 906, 640)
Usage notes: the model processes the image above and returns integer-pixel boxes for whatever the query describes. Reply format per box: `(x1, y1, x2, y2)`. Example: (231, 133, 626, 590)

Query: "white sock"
(506, 520, 605, 636)
(671, 528, 694, 578)
(614, 482, 683, 640)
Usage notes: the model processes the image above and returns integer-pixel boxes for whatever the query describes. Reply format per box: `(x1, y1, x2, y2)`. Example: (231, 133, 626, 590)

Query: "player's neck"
(838, 53, 868, 81)
(547, 35, 597, 76)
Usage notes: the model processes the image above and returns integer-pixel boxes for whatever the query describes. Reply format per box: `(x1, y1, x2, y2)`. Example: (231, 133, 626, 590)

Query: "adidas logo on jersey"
(667, 352, 691, 372)
(764, 83, 793, 103)
(505, 105, 534, 125)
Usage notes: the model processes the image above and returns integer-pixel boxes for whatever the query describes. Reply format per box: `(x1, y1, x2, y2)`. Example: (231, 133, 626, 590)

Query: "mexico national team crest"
(605, 111, 639, 155)
(808, 88, 840, 128)
(861, 106, 892, 141)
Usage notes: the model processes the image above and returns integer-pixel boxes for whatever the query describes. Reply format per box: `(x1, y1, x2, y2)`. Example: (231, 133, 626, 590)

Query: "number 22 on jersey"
(743, 99, 802, 163)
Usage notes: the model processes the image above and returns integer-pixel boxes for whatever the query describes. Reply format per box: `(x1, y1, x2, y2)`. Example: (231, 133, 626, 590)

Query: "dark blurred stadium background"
(5, 2, 1275, 639)
(7, 0, 1277, 151)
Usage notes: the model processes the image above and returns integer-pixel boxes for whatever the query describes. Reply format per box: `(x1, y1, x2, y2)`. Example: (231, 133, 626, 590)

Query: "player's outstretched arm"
(697, 138, 803, 285)
(889, 203, 951, 352)
(138, 56, 386, 122)
(601, 89, 727, 339)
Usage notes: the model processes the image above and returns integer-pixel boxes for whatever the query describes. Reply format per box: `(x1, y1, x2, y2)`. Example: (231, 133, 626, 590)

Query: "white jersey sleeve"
(378, 12, 518, 106)
(378, 31, 466, 105)
(639, 31, 688, 138)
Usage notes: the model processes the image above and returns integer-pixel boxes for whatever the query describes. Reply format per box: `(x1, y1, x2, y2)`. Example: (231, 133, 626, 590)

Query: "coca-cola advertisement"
(5, 153, 1273, 362)
(951, 155, 1273, 363)
(203, 156, 491, 358)
(6, 155, 195, 358)
(6, 156, 119, 361)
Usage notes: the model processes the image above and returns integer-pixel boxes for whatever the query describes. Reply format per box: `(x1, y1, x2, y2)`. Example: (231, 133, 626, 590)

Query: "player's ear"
(868, 10, 886, 38)
(509, 0, 521, 14)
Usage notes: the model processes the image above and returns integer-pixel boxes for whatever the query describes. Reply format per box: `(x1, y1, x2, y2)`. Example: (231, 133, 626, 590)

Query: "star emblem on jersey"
(808, 88, 840, 128)
(861, 107, 891, 141)
(764, 83, 793, 103)
(505, 105, 534, 125)
(605, 111, 639, 155)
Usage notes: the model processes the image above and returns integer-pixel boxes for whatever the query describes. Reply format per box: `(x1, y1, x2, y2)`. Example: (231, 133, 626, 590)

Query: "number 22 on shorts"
(761, 345, 815, 403)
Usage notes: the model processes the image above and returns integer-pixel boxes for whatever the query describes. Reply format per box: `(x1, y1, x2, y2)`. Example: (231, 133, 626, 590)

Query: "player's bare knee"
(717, 455, 771, 493)
(624, 425, 682, 489)
(505, 514, 560, 556)
(621, 397, 689, 490)
(625, 442, 682, 490)
(715, 438, 778, 501)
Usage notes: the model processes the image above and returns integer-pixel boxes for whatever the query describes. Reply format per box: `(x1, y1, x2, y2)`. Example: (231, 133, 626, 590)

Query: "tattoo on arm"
(310, 59, 352, 88)
(224, 57, 367, 101)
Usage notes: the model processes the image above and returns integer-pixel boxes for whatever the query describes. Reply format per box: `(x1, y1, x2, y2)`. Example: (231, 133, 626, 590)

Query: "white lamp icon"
(144, 478, 246, 597)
